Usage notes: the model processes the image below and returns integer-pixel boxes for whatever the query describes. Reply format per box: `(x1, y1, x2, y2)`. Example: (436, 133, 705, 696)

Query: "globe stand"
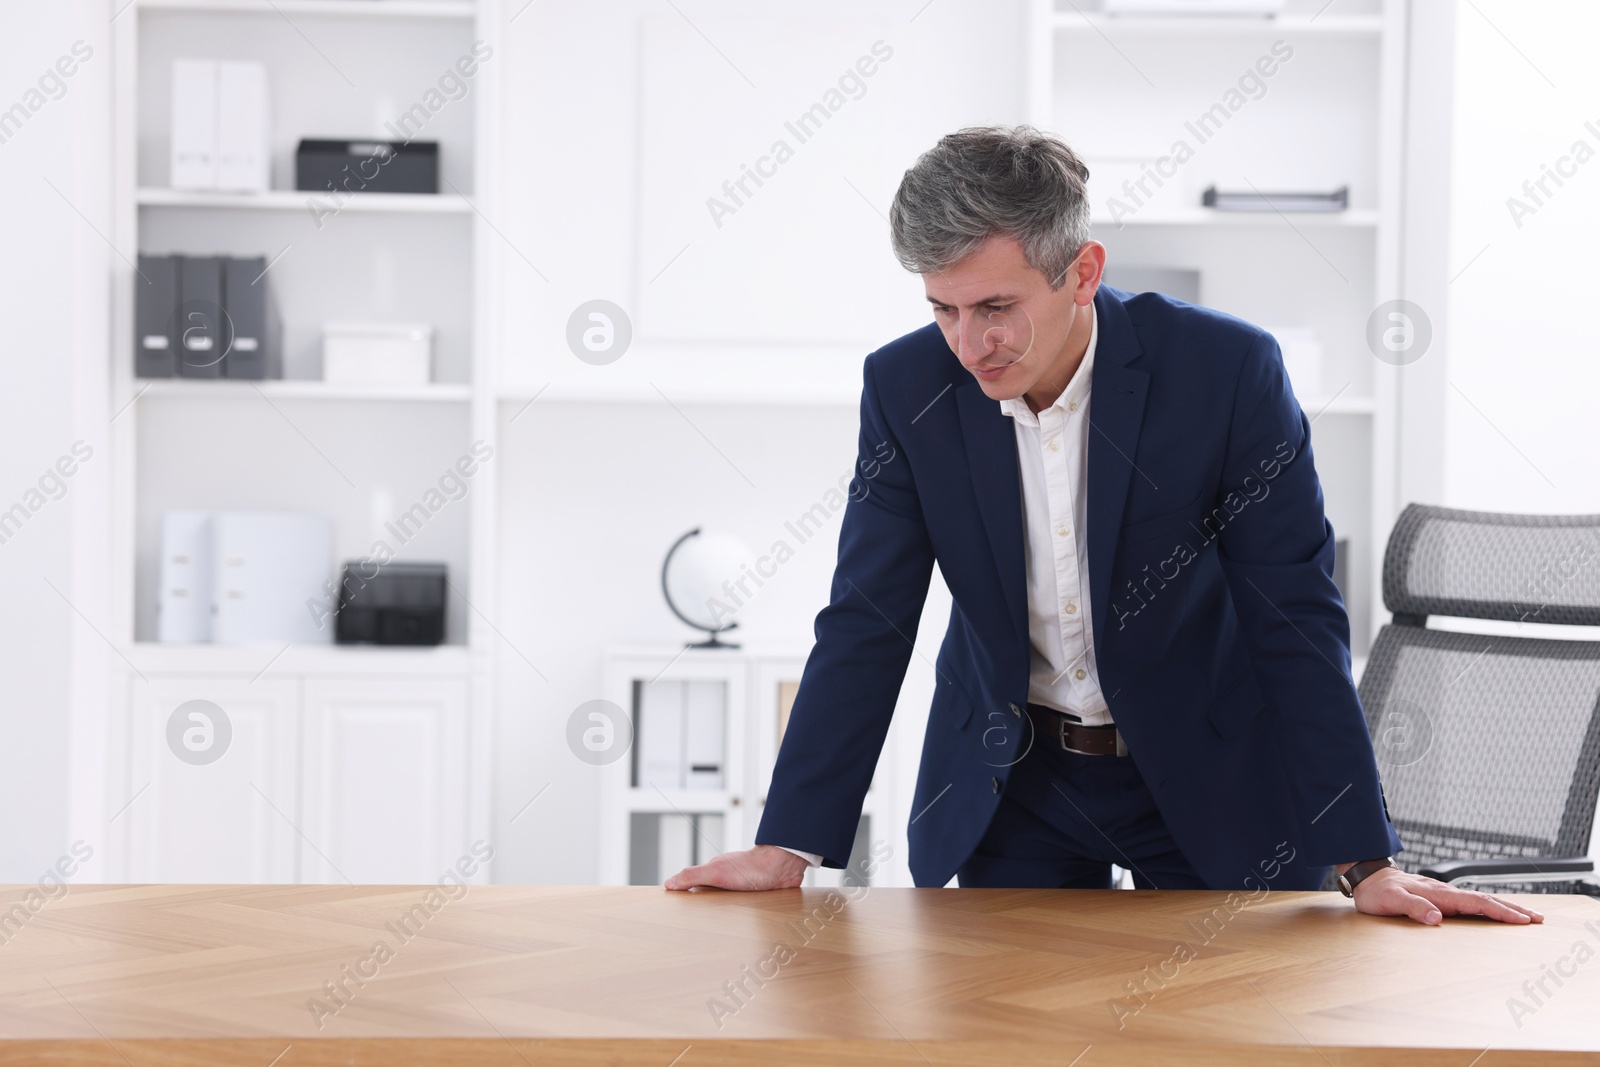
(661, 527, 742, 650)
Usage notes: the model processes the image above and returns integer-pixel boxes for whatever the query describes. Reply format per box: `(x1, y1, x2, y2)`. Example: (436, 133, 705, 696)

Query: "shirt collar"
(998, 302, 1098, 423)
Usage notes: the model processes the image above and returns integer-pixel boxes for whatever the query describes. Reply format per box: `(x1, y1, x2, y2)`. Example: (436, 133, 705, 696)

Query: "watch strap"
(1338, 856, 1396, 896)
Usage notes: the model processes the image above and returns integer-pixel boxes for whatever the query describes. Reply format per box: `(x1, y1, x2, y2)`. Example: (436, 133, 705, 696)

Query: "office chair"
(1331, 503, 1600, 896)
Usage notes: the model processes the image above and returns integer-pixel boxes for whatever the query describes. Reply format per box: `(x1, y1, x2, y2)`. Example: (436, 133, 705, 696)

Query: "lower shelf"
(124, 642, 478, 677)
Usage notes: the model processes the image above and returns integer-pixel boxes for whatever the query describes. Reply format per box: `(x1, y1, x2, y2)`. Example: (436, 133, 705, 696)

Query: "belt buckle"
(1059, 718, 1127, 757)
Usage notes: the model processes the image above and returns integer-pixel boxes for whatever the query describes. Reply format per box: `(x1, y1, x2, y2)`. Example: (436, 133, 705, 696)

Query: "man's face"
(924, 234, 1103, 405)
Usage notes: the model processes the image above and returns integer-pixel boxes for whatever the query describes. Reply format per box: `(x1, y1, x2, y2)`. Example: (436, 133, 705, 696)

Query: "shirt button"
(1046, 439, 1061, 453)
(1064, 602, 1077, 615)
(1068, 400, 1079, 412)
(992, 777, 1002, 794)
(1056, 524, 1070, 537)
(1008, 702, 1022, 718)
(1075, 669, 1087, 680)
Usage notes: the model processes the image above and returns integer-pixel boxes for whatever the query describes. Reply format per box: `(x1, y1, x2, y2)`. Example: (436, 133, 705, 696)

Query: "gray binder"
(221, 257, 281, 379)
(135, 254, 177, 378)
(176, 255, 226, 379)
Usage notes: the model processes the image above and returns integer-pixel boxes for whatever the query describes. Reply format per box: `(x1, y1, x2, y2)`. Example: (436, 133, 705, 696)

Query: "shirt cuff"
(775, 845, 823, 868)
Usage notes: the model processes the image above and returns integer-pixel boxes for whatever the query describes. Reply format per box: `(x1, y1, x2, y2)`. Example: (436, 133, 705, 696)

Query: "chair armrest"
(1419, 857, 1595, 883)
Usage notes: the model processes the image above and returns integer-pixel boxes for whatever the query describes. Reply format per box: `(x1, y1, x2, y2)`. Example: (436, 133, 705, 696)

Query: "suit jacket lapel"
(1086, 287, 1151, 647)
(955, 382, 1029, 653)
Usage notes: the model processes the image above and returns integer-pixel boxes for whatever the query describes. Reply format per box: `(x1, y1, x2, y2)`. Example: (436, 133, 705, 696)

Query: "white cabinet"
(300, 678, 470, 884)
(126, 677, 300, 883)
(117, 664, 475, 885)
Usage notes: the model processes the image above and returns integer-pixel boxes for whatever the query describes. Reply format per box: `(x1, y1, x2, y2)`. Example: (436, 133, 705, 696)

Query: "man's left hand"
(1350, 865, 1546, 925)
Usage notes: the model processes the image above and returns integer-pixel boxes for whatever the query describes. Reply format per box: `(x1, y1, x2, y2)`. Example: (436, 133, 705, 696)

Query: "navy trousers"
(956, 714, 1209, 890)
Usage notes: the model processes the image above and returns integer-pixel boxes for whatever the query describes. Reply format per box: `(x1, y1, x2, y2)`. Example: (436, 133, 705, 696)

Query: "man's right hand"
(664, 844, 811, 891)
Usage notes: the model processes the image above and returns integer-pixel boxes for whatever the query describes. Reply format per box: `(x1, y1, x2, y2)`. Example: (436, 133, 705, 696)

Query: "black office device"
(135, 254, 178, 378)
(296, 139, 440, 196)
(334, 561, 447, 645)
(176, 255, 226, 378)
(220, 256, 282, 379)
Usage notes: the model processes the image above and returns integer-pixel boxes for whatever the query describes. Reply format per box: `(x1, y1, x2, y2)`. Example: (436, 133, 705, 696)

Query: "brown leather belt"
(1027, 702, 1128, 757)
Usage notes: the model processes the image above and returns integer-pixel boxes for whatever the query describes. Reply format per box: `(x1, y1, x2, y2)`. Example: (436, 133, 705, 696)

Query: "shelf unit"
(599, 647, 899, 889)
(104, 0, 504, 882)
(1028, 0, 1406, 654)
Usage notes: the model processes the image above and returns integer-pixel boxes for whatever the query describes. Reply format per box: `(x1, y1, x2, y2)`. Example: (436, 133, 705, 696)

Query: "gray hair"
(888, 125, 1091, 291)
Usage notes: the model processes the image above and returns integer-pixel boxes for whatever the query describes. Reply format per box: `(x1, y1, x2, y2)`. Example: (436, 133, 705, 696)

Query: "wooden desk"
(2, 884, 1597, 1065)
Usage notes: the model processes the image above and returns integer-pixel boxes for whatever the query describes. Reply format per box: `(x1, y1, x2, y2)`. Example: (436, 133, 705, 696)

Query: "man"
(667, 126, 1540, 926)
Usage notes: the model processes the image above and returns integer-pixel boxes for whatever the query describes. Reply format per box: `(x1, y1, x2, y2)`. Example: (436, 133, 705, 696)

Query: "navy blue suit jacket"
(755, 284, 1402, 891)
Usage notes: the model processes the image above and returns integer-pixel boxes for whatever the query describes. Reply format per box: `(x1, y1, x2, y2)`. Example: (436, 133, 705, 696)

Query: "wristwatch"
(1337, 856, 1397, 897)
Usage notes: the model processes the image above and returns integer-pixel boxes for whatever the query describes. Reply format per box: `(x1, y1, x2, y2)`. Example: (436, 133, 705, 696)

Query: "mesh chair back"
(1384, 504, 1600, 625)
(1350, 505, 1600, 895)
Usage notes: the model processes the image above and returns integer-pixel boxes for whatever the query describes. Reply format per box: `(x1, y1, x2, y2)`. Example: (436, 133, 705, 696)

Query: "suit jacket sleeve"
(754, 354, 937, 867)
(1214, 330, 1402, 868)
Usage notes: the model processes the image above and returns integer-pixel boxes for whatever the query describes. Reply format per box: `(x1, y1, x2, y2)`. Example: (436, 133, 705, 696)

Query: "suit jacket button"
(1008, 702, 1022, 718)
(992, 777, 1001, 793)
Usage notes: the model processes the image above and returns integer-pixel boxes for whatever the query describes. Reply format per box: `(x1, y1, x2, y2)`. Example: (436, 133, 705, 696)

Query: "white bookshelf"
(1028, 0, 1407, 655)
(103, 0, 504, 882)
(599, 647, 899, 889)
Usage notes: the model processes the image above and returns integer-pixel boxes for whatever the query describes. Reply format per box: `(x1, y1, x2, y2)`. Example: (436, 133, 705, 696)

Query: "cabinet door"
(127, 677, 300, 883)
(300, 677, 469, 884)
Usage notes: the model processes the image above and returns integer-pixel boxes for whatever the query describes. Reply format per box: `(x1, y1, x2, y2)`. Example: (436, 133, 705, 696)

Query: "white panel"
(637, 679, 684, 791)
(126, 677, 300, 882)
(301, 677, 468, 883)
(635, 12, 900, 345)
(683, 679, 726, 790)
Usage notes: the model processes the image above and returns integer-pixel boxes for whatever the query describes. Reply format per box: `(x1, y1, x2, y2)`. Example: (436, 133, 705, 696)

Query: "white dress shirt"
(1000, 304, 1112, 726)
(776, 307, 1110, 869)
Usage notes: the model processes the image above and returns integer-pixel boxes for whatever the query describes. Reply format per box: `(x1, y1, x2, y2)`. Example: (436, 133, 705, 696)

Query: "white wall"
(1440, 1, 1600, 513)
(489, 0, 1022, 884)
(0, 1, 112, 881)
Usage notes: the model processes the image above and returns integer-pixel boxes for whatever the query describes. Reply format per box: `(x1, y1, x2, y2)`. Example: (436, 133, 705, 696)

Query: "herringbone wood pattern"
(1, 884, 1597, 1065)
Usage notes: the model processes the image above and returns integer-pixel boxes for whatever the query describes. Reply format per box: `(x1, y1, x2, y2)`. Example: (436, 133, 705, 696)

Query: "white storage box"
(322, 322, 433, 385)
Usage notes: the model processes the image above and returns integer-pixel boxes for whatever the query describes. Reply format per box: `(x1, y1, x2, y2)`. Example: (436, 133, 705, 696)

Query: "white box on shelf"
(157, 510, 213, 643)
(322, 322, 433, 385)
(210, 511, 333, 645)
(215, 61, 270, 193)
(170, 59, 217, 190)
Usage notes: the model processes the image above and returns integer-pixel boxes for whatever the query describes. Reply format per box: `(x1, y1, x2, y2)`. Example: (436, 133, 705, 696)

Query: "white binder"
(157, 510, 213, 643)
(170, 59, 217, 190)
(215, 61, 270, 192)
(210, 511, 333, 644)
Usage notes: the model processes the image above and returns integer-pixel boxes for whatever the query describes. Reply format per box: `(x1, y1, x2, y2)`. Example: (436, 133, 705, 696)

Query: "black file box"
(335, 561, 447, 646)
(296, 139, 440, 196)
